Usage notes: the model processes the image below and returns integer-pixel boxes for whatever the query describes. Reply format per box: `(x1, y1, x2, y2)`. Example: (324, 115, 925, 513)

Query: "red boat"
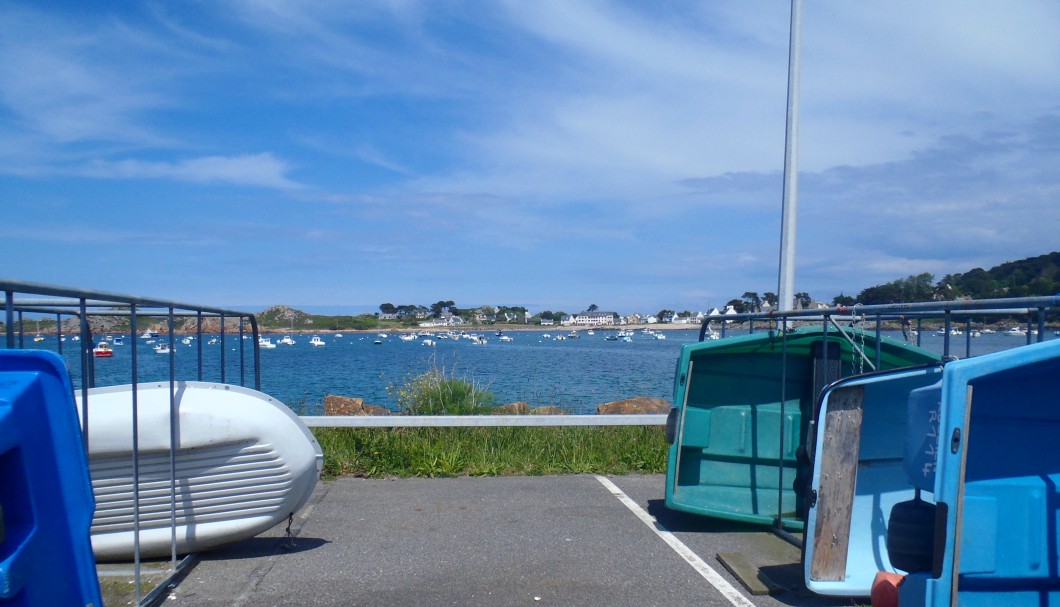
(92, 342, 113, 358)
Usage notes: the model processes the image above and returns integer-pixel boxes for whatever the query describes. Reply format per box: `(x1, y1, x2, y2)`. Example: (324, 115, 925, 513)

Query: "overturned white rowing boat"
(77, 381, 323, 560)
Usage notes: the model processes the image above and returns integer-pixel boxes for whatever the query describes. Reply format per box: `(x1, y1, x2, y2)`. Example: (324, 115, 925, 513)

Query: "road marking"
(594, 475, 756, 607)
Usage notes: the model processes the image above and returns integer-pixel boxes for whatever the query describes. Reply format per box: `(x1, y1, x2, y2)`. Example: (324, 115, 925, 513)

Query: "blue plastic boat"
(0, 351, 103, 606)
(804, 338, 1060, 604)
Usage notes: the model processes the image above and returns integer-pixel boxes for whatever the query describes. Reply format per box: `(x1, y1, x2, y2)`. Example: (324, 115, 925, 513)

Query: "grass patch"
(312, 425, 668, 478)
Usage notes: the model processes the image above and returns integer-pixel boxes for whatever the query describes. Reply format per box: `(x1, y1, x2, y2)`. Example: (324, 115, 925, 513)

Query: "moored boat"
(93, 342, 113, 357)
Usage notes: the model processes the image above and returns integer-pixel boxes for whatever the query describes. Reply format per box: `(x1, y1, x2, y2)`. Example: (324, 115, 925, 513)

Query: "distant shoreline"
(260, 323, 702, 335)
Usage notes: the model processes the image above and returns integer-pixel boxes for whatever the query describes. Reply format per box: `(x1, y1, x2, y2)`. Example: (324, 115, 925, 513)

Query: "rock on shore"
(596, 397, 670, 415)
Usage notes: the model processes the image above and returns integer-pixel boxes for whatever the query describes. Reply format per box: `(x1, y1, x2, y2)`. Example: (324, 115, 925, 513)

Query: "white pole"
(778, 0, 802, 313)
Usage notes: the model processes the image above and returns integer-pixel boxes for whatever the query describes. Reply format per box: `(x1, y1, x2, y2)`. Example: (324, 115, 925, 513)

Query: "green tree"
(588, 304, 599, 312)
(832, 293, 857, 306)
(742, 292, 761, 312)
(795, 292, 812, 308)
(430, 300, 455, 318)
(379, 303, 397, 315)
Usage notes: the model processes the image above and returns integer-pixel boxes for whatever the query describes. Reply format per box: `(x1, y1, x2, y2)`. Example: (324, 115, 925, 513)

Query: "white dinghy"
(77, 381, 323, 560)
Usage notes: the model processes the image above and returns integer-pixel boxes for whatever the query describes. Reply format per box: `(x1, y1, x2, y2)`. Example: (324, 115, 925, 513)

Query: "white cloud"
(81, 154, 302, 189)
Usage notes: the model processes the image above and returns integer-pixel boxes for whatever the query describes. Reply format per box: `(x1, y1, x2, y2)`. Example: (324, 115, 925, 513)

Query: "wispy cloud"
(79, 154, 302, 189)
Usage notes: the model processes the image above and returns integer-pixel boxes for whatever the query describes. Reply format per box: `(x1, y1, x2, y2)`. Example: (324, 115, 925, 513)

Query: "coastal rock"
(492, 402, 530, 415)
(530, 406, 568, 415)
(596, 397, 670, 415)
(323, 395, 391, 416)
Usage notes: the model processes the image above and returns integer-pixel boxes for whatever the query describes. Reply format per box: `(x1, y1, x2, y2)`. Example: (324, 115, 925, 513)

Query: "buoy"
(870, 571, 904, 607)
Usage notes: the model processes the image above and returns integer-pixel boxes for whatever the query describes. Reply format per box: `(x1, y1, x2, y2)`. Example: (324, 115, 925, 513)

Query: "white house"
(573, 311, 617, 326)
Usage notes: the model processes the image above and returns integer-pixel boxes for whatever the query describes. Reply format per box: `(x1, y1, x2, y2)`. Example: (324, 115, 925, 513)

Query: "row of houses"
(401, 301, 832, 328)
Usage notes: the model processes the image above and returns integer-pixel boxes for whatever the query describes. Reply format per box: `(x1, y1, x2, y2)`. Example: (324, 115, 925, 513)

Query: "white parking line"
(594, 475, 756, 607)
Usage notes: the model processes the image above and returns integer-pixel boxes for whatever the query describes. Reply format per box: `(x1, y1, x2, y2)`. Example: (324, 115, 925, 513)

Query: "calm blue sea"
(22, 328, 1056, 415)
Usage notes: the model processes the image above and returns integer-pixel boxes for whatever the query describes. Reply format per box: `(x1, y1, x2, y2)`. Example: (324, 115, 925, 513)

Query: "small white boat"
(113, 336, 124, 346)
(1003, 327, 1027, 337)
(140, 329, 157, 339)
(278, 335, 296, 346)
(258, 337, 276, 349)
(498, 335, 514, 342)
(309, 336, 326, 347)
(154, 343, 171, 354)
(181, 337, 193, 345)
(76, 381, 322, 560)
(33, 334, 45, 343)
(93, 342, 114, 357)
(422, 339, 436, 346)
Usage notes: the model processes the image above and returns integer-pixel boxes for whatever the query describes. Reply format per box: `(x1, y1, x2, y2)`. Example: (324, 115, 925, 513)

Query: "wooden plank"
(809, 384, 865, 581)
(716, 552, 787, 596)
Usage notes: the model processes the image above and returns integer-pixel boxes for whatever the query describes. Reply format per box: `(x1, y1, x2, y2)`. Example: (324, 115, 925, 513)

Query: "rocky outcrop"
(596, 397, 670, 415)
(530, 406, 568, 415)
(323, 395, 391, 416)
(492, 402, 530, 415)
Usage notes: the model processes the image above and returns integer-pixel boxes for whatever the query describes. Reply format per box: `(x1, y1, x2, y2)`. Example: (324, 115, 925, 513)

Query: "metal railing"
(701, 295, 1058, 354)
(1, 279, 261, 606)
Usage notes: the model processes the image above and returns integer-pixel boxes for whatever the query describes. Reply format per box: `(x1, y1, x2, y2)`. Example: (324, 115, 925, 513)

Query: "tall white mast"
(778, 0, 803, 312)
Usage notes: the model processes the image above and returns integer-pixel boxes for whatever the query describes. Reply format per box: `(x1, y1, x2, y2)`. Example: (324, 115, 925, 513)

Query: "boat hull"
(664, 327, 940, 529)
(77, 381, 323, 560)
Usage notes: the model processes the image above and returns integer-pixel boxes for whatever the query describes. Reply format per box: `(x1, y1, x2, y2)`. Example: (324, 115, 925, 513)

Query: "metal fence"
(1, 279, 262, 606)
(701, 295, 1058, 354)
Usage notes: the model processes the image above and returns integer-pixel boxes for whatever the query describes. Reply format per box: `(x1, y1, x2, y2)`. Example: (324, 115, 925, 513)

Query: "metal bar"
(301, 414, 669, 428)
(168, 307, 178, 569)
(943, 311, 952, 358)
(220, 313, 226, 384)
(249, 316, 261, 390)
(874, 314, 882, 369)
(196, 311, 203, 382)
(56, 313, 63, 355)
(775, 323, 789, 530)
(0, 279, 252, 318)
(4, 289, 13, 348)
(695, 296, 1060, 333)
(826, 316, 874, 371)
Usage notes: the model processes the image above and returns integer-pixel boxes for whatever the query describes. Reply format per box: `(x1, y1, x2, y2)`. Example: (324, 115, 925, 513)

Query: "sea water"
(23, 328, 1055, 415)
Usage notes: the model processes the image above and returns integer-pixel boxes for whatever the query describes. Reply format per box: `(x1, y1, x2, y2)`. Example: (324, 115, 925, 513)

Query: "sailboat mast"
(778, 0, 803, 312)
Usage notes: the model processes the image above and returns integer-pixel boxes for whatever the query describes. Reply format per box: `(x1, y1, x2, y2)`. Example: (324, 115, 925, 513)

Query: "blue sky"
(2, 1, 1058, 316)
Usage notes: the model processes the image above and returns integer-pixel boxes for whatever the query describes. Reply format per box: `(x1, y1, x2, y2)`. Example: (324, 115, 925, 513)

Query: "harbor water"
(22, 327, 1056, 415)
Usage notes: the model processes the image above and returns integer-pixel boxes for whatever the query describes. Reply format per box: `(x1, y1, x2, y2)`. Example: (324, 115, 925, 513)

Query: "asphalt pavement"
(162, 475, 857, 607)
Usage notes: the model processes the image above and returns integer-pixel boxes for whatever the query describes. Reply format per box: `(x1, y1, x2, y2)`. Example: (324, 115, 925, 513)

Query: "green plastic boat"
(664, 325, 940, 530)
